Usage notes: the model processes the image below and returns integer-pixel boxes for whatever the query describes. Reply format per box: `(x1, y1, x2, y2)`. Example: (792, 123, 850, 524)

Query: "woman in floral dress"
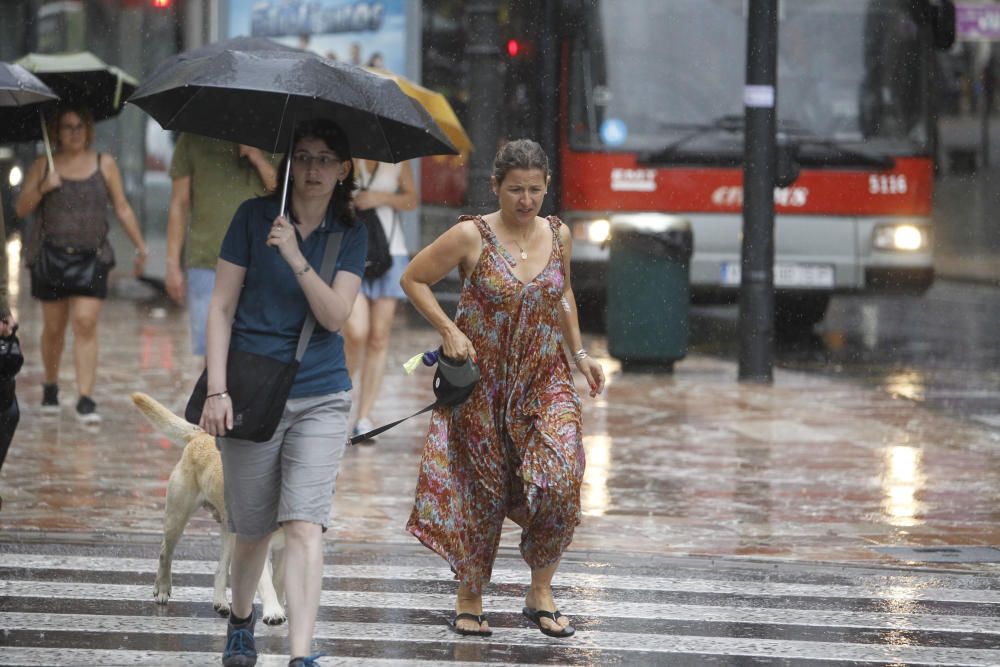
(400, 139, 605, 638)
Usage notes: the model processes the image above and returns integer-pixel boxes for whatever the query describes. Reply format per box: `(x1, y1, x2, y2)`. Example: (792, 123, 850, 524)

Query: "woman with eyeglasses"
(16, 105, 147, 424)
(199, 119, 367, 667)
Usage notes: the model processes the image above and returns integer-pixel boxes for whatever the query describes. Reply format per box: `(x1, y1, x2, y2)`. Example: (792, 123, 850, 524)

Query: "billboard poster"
(227, 0, 407, 74)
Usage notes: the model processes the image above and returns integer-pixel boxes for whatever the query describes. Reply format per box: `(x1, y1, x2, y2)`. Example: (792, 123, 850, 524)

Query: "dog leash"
(349, 349, 478, 445)
(349, 402, 438, 445)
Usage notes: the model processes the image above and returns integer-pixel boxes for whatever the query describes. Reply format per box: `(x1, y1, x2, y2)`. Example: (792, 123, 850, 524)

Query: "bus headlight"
(8, 165, 22, 188)
(873, 224, 928, 251)
(572, 218, 611, 245)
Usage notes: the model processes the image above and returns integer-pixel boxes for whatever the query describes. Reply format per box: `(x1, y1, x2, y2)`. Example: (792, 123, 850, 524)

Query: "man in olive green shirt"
(166, 134, 280, 357)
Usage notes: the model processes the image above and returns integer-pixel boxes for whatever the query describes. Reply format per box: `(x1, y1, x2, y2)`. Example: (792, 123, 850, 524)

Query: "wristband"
(207, 390, 229, 400)
(295, 264, 311, 277)
(572, 348, 588, 362)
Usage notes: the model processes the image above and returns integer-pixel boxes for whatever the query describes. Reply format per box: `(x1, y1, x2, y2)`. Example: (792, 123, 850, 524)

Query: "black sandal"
(522, 606, 575, 638)
(448, 612, 493, 637)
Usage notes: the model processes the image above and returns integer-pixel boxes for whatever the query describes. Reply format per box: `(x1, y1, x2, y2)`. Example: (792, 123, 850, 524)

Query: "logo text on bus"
(611, 168, 657, 192)
(711, 186, 809, 207)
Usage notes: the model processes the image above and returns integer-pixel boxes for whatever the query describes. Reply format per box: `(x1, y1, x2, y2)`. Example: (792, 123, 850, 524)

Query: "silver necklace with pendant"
(512, 240, 528, 260)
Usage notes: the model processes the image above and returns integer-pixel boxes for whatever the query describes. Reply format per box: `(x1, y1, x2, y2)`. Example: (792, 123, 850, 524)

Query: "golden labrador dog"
(131, 392, 287, 625)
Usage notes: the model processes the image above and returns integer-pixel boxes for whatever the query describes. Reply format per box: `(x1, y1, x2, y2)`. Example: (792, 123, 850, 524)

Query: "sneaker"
(351, 416, 376, 444)
(288, 654, 324, 667)
(222, 609, 257, 667)
(75, 396, 101, 424)
(41, 384, 59, 413)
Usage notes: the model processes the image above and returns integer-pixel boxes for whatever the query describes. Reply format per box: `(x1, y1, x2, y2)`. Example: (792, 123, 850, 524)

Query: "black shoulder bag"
(358, 162, 395, 279)
(184, 230, 343, 442)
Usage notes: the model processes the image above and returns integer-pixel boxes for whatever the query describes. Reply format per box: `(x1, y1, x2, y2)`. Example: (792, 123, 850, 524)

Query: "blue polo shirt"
(219, 196, 367, 398)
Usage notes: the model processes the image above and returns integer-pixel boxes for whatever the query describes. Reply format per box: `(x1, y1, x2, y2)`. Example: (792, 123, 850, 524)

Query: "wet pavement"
(691, 278, 1000, 430)
(4, 261, 1000, 663)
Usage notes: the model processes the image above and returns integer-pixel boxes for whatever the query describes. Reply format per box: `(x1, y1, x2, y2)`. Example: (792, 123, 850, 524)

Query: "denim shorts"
(361, 254, 409, 301)
(186, 268, 216, 356)
(219, 391, 351, 539)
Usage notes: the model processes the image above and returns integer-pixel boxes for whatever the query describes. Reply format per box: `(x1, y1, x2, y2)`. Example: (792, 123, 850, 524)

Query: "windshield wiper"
(638, 115, 808, 166)
(638, 116, 895, 172)
(789, 138, 894, 170)
(638, 114, 744, 165)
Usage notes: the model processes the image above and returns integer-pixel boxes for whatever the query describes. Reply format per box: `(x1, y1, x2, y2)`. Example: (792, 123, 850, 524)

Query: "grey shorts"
(219, 391, 350, 539)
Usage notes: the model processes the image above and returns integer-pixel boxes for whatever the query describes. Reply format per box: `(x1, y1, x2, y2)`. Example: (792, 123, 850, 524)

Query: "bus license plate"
(721, 262, 834, 288)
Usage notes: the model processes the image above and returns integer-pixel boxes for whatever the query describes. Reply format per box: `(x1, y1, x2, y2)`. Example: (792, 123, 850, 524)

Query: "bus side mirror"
(775, 143, 800, 189)
(931, 0, 956, 50)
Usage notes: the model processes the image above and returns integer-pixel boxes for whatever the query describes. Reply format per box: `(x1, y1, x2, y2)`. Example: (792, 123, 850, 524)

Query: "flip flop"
(448, 612, 493, 637)
(522, 606, 576, 638)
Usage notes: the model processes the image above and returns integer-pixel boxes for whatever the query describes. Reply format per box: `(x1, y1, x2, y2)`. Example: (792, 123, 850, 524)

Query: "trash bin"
(606, 216, 693, 371)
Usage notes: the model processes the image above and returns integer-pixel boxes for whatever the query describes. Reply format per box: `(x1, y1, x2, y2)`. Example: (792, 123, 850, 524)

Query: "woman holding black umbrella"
(199, 118, 366, 667)
(16, 105, 147, 423)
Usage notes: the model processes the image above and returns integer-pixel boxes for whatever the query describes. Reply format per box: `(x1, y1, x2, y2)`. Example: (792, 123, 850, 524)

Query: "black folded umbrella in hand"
(0, 330, 22, 472)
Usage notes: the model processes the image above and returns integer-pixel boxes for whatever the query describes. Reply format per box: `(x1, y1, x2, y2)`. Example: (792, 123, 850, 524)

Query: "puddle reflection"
(6, 235, 20, 320)
(881, 445, 925, 527)
(582, 434, 611, 516)
(883, 370, 927, 403)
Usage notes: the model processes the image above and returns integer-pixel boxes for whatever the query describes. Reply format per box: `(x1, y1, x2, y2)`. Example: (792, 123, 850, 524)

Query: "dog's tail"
(131, 392, 203, 444)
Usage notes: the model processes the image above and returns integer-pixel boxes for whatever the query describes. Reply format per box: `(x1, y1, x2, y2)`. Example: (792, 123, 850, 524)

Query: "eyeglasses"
(292, 152, 342, 168)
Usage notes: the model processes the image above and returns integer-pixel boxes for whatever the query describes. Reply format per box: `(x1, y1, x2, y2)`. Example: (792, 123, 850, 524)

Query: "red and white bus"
(420, 0, 955, 328)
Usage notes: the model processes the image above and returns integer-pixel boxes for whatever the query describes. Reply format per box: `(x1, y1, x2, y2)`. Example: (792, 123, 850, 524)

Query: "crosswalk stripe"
(2, 579, 999, 635)
(0, 647, 515, 667)
(4, 553, 998, 604)
(4, 612, 1000, 665)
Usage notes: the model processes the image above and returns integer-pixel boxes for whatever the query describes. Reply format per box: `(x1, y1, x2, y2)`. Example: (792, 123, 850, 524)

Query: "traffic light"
(505, 38, 533, 59)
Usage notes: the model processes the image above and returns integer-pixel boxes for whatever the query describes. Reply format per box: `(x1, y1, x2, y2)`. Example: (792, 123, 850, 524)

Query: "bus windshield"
(568, 0, 930, 156)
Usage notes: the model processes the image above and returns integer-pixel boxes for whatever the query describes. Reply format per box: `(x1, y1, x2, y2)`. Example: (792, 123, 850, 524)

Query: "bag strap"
(360, 161, 380, 191)
(293, 228, 343, 362)
(386, 210, 400, 245)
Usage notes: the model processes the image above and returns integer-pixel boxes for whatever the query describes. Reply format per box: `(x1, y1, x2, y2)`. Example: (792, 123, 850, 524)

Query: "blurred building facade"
(2, 0, 999, 288)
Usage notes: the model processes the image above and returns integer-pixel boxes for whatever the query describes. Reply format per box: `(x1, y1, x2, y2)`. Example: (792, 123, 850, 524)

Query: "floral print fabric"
(407, 215, 584, 593)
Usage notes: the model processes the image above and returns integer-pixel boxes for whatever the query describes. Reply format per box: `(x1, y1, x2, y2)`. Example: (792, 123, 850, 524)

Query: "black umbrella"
(0, 330, 21, 473)
(0, 62, 58, 108)
(0, 63, 60, 222)
(16, 51, 138, 122)
(128, 48, 457, 163)
(0, 62, 59, 145)
(142, 36, 303, 93)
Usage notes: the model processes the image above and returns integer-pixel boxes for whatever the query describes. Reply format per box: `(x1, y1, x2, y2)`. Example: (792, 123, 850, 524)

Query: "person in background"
(200, 119, 366, 667)
(343, 158, 417, 441)
(16, 105, 147, 423)
(365, 52, 384, 69)
(400, 139, 605, 638)
(165, 134, 279, 365)
(0, 218, 19, 497)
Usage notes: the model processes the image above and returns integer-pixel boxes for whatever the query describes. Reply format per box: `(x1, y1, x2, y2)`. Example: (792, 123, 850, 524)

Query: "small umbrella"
(0, 62, 58, 109)
(0, 63, 60, 166)
(128, 47, 457, 213)
(16, 51, 138, 122)
(365, 67, 472, 155)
